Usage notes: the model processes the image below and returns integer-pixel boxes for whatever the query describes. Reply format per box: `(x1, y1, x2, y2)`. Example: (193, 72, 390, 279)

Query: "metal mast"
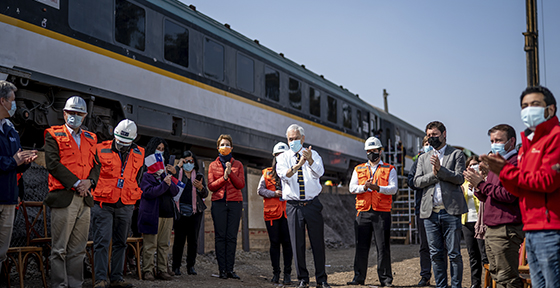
(524, 0, 539, 86)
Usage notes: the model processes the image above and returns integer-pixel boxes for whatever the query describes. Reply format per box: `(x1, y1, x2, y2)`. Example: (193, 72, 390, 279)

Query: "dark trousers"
(172, 211, 203, 269)
(462, 222, 485, 287)
(265, 216, 292, 275)
(286, 198, 327, 283)
(417, 214, 432, 280)
(211, 201, 242, 272)
(353, 209, 393, 284)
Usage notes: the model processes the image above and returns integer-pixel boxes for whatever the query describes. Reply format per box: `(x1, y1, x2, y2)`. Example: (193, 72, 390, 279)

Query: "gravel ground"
(7, 244, 475, 288)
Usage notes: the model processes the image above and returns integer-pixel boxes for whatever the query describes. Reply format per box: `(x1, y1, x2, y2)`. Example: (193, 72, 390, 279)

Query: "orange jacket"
(92, 140, 144, 205)
(261, 167, 287, 222)
(208, 157, 245, 202)
(354, 162, 394, 215)
(45, 125, 97, 192)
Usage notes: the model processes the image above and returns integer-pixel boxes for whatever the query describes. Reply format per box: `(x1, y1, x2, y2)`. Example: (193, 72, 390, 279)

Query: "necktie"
(296, 153, 305, 200)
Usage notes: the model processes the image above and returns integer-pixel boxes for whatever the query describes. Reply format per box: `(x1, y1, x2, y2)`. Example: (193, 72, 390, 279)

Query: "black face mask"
(367, 152, 380, 162)
(428, 136, 443, 149)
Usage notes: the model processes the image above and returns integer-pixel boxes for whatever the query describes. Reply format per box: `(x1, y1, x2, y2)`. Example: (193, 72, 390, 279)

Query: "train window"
(115, 0, 146, 51)
(327, 96, 337, 123)
(356, 110, 362, 133)
(309, 87, 321, 117)
(204, 38, 224, 81)
(237, 53, 254, 92)
(343, 103, 352, 129)
(265, 66, 279, 101)
(289, 78, 302, 110)
(164, 20, 189, 68)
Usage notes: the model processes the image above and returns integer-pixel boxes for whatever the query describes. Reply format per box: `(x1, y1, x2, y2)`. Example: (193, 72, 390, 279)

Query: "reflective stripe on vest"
(262, 167, 287, 222)
(92, 140, 144, 205)
(354, 162, 394, 215)
(45, 125, 97, 192)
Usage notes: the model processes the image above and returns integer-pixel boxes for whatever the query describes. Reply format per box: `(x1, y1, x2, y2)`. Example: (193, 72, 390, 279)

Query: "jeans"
(424, 209, 463, 288)
(525, 230, 560, 288)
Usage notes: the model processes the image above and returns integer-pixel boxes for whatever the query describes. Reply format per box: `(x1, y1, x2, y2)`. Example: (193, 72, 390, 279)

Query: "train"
(0, 0, 426, 183)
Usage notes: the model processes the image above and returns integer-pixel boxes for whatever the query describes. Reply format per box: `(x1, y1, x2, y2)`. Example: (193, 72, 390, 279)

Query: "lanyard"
(117, 150, 130, 177)
(369, 164, 379, 180)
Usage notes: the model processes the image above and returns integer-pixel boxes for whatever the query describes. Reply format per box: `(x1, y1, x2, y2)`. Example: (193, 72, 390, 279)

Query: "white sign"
(35, 0, 60, 9)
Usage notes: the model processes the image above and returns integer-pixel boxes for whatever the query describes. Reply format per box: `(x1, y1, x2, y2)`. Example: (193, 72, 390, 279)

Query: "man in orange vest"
(91, 119, 144, 288)
(44, 96, 98, 288)
(347, 136, 397, 287)
(258, 142, 292, 285)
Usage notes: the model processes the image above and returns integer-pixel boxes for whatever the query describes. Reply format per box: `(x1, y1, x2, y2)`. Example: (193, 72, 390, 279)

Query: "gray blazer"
(413, 145, 467, 219)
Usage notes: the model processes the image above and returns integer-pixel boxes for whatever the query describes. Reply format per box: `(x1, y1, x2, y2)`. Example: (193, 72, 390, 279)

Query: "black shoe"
(271, 273, 280, 283)
(297, 280, 310, 288)
(226, 271, 241, 279)
(219, 271, 228, 279)
(283, 273, 292, 285)
(173, 268, 181, 276)
(187, 267, 197, 275)
(417, 277, 430, 287)
(470, 285, 481, 288)
(347, 279, 365, 285)
(317, 282, 332, 288)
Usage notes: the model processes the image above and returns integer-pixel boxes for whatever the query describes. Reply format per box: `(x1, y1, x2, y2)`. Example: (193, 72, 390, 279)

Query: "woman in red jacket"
(207, 134, 245, 280)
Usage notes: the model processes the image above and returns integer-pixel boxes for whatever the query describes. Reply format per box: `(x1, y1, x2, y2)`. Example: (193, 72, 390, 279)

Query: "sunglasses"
(184, 160, 194, 164)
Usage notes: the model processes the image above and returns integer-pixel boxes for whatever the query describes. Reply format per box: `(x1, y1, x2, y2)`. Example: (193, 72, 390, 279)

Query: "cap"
(364, 136, 382, 150)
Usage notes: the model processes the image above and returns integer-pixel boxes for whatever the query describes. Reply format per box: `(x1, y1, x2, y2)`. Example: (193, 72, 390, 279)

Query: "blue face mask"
(423, 146, 433, 153)
(3, 100, 16, 117)
(155, 150, 164, 155)
(521, 106, 549, 129)
(183, 162, 194, 172)
(66, 114, 83, 129)
(491, 139, 510, 156)
(289, 140, 302, 153)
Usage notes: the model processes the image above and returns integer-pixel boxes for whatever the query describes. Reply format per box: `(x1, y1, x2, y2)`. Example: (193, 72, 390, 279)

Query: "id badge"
(117, 178, 124, 189)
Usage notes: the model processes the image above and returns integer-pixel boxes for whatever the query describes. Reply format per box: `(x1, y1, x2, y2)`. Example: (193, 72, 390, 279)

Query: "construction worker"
(44, 96, 98, 288)
(91, 119, 144, 288)
(347, 136, 397, 287)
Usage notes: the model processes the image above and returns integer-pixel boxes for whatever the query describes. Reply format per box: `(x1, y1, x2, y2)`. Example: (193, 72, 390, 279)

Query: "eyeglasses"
(184, 160, 194, 164)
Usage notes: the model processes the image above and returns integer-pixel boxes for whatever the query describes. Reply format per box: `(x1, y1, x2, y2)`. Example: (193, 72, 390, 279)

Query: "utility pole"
(383, 89, 389, 113)
(524, 0, 539, 86)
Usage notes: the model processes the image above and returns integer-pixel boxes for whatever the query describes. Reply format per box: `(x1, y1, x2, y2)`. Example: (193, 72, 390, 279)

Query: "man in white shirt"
(276, 124, 330, 288)
(414, 121, 467, 288)
(347, 137, 397, 287)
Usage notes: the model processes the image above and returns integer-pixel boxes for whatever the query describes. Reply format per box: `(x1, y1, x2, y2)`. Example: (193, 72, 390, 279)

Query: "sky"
(179, 0, 560, 155)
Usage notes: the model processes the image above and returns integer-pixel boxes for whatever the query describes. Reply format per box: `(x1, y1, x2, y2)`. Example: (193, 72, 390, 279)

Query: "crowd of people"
(0, 78, 559, 288)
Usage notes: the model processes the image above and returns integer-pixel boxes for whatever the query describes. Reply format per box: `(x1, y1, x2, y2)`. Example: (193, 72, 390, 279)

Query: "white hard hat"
(63, 96, 87, 114)
(114, 119, 137, 143)
(272, 142, 289, 155)
(364, 136, 382, 150)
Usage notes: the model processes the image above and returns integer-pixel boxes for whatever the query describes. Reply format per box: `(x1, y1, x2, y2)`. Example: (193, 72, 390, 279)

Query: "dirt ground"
(15, 244, 475, 288)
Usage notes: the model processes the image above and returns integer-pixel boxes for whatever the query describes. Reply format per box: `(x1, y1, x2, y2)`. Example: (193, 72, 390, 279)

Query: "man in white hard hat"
(44, 96, 98, 288)
(347, 136, 397, 287)
(258, 142, 292, 285)
(91, 119, 144, 288)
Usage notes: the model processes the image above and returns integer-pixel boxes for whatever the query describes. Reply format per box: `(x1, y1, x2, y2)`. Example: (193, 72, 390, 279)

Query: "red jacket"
(208, 157, 245, 202)
(500, 116, 560, 231)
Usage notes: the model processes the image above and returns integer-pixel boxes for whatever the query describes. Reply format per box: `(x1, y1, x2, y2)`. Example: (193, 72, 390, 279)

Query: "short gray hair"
(286, 124, 305, 137)
(0, 80, 17, 100)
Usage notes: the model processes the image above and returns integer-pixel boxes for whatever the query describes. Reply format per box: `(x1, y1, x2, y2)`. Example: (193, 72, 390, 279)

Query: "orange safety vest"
(45, 125, 97, 192)
(354, 162, 395, 215)
(92, 140, 144, 205)
(262, 167, 287, 223)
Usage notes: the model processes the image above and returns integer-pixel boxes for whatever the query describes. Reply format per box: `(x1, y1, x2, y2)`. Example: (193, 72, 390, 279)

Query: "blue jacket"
(0, 121, 30, 205)
(138, 172, 179, 234)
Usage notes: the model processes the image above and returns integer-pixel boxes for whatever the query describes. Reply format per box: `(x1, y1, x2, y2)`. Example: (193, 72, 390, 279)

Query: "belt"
(432, 205, 445, 213)
(287, 198, 314, 206)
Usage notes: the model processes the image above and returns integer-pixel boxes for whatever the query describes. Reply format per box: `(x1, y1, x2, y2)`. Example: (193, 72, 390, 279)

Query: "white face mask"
(2, 100, 16, 117)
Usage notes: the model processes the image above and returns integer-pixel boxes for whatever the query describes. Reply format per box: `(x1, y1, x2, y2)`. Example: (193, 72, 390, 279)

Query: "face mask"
(470, 164, 479, 172)
(115, 140, 131, 152)
(183, 162, 194, 172)
(66, 115, 83, 129)
(155, 150, 164, 155)
(218, 146, 231, 156)
(423, 146, 433, 153)
(521, 106, 549, 129)
(2, 100, 16, 117)
(155, 169, 165, 176)
(428, 136, 442, 149)
(367, 152, 380, 162)
(491, 139, 510, 156)
(289, 140, 302, 153)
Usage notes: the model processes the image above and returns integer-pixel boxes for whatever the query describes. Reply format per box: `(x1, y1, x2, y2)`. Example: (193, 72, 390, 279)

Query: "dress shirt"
(276, 148, 324, 201)
(349, 160, 398, 195)
(502, 149, 517, 161)
(433, 145, 447, 207)
(65, 124, 81, 149)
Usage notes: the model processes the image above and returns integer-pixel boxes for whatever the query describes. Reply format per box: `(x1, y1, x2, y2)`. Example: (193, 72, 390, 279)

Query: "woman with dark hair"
(144, 137, 176, 174)
(171, 150, 208, 276)
(207, 134, 245, 280)
(258, 142, 292, 285)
